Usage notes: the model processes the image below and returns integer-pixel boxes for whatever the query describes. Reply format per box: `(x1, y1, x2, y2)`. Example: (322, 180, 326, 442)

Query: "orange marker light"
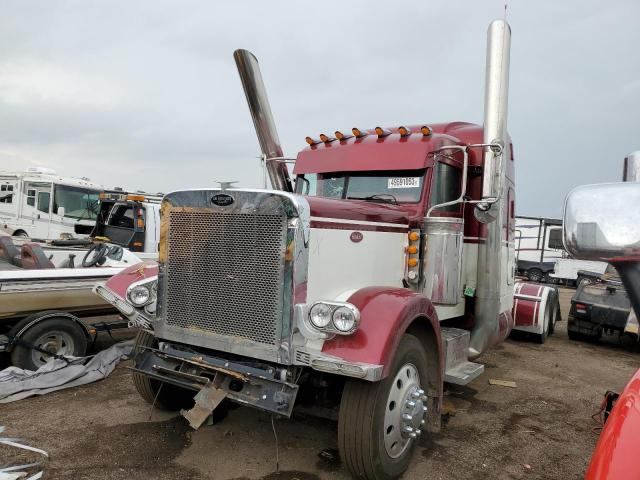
(352, 127, 367, 138)
(420, 125, 432, 136)
(319, 134, 329, 143)
(408, 232, 420, 242)
(398, 126, 411, 137)
(305, 136, 317, 145)
(335, 131, 345, 140)
(406, 245, 418, 254)
(375, 126, 391, 137)
(407, 258, 419, 267)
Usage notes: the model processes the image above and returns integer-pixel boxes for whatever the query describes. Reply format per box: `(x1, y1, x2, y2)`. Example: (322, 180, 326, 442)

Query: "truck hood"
(305, 196, 419, 226)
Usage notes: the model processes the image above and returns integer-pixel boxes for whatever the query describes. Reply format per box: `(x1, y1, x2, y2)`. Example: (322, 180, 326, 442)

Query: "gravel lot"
(2, 287, 638, 479)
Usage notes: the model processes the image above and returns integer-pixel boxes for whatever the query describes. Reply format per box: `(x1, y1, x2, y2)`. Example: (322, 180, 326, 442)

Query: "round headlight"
(129, 284, 151, 306)
(309, 303, 332, 329)
(332, 306, 357, 333)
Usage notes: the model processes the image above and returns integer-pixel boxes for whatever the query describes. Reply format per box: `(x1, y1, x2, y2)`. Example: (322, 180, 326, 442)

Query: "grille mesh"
(164, 210, 287, 346)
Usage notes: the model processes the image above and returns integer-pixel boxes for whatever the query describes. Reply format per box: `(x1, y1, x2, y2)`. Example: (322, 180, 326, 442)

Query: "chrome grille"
(164, 210, 287, 346)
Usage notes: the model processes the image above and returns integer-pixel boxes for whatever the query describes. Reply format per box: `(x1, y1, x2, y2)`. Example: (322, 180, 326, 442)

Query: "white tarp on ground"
(0, 340, 133, 403)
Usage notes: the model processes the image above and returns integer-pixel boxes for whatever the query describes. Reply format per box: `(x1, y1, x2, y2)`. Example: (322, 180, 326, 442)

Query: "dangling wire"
(271, 415, 280, 472)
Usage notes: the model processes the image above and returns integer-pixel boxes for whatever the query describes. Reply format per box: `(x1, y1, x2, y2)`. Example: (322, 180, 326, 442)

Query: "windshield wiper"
(347, 194, 398, 205)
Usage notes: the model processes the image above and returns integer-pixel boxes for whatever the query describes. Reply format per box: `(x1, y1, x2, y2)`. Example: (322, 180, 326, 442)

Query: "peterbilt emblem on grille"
(350, 231, 363, 243)
(211, 193, 235, 206)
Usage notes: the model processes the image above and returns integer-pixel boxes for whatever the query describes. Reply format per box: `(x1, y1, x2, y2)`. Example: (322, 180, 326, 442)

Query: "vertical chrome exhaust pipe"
(234, 49, 293, 192)
(469, 20, 512, 359)
(623, 151, 640, 182)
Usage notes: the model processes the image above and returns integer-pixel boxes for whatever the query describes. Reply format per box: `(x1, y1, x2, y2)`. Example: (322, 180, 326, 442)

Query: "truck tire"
(11, 316, 88, 371)
(338, 334, 429, 480)
(132, 330, 195, 411)
(547, 289, 560, 335)
(526, 268, 543, 283)
(12, 230, 28, 238)
(535, 306, 550, 344)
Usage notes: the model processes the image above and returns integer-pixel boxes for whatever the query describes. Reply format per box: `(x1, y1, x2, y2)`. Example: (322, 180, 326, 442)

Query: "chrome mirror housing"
(563, 182, 640, 261)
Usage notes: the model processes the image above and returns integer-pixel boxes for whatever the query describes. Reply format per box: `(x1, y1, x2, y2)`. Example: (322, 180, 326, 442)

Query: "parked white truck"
(0, 167, 104, 239)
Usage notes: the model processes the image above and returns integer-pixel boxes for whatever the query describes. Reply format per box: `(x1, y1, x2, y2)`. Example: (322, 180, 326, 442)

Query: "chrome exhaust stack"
(469, 20, 512, 359)
(234, 49, 293, 192)
(623, 151, 640, 182)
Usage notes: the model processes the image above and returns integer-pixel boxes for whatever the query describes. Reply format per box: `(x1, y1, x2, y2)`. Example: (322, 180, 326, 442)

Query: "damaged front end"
(94, 261, 159, 329)
(132, 340, 299, 423)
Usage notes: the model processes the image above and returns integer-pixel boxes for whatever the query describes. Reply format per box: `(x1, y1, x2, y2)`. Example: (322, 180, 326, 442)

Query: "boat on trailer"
(0, 235, 146, 369)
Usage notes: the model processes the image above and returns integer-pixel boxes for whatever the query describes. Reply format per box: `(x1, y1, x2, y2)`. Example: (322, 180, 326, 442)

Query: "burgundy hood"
(306, 196, 420, 226)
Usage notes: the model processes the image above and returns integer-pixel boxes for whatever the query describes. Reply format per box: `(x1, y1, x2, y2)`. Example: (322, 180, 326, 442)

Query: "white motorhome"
(0, 167, 104, 239)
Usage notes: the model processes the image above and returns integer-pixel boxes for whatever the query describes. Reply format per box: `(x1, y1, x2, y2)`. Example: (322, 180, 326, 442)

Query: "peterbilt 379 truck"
(96, 20, 557, 480)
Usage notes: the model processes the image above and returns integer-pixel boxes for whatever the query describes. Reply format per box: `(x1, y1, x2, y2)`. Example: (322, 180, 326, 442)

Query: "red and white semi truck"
(96, 19, 558, 479)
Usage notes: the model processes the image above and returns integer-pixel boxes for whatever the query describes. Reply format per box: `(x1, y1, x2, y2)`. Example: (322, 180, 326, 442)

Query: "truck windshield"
(53, 185, 101, 220)
(295, 170, 425, 204)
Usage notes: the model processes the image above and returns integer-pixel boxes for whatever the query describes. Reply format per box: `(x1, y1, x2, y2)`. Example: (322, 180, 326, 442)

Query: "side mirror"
(563, 182, 640, 262)
(57, 206, 66, 217)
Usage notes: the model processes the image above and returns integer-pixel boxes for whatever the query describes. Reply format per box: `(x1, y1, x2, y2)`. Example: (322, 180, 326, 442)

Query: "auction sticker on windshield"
(388, 177, 421, 189)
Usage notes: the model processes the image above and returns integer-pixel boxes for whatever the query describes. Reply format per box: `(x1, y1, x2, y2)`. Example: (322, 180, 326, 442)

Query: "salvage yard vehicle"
(561, 160, 640, 479)
(95, 20, 559, 479)
(0, 191, 162, 370)
(0, 167, 104, 239)
(90, 191, 162, 258)
(0, 235, 145, 370)
(567, 268, 633, 342)
(515, 216, 607, 285)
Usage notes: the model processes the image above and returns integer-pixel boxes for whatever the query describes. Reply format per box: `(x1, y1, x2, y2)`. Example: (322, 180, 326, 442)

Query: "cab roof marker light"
(335, 130, 353, 141)
(375, 127, 391, 137)
(305, 136, 320, 146)
(319, 133, 336, 143)
(352, 127, 368, 138)
(420, 125, 432, 136)
(398, 126, 412, 137)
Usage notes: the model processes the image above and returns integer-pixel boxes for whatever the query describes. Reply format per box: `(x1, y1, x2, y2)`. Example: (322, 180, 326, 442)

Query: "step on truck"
(100, 20, 536, 479)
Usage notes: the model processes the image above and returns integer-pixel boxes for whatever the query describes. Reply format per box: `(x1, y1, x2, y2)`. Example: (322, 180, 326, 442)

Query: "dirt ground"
(2, 287, 639, 479)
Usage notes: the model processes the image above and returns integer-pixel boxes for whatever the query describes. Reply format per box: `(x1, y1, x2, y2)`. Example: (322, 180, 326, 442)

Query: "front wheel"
(338, 334, 429, 480)
(132, 330, 195, 411)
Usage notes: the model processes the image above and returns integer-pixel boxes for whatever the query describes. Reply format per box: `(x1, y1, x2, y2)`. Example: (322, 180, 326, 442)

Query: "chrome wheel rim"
(383, 363, 427, 458)
(30, 330, 76, 368)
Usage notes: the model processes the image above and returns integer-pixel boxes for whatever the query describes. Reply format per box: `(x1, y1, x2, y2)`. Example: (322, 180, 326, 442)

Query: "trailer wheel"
(12, 230, 28, 238)
(526, 268, 543, 283)
(132, 330, 195, 411)
(11, 316, 88, 370)
(338, 334, 429, 480)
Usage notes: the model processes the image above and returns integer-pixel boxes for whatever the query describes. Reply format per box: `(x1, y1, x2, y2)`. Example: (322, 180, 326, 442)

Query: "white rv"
(516, 216, 606, 284)
(0, 167, 104, 240)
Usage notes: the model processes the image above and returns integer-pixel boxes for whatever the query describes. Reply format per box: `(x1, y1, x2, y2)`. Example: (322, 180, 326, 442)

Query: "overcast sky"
(0, 1, 638, 218)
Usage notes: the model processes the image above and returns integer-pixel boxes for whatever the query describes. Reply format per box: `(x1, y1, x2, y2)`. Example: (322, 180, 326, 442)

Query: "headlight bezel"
(307, 301, 360, 335)
(126, 277, 157, 307)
